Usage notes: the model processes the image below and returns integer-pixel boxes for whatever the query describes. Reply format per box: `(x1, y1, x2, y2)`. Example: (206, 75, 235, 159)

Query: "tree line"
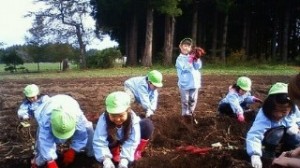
(0, 44, 122, 72)
(91, 0, 300, 66)
(2, 0, 300, 69)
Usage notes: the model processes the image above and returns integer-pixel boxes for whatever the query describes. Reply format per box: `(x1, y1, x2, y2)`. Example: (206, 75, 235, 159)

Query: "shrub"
(226, 49, 246, 65)
(86, 48, 122, 68)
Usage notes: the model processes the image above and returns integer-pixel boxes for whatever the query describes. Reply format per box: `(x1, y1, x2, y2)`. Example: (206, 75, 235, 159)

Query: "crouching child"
(93, 91, 154, 168)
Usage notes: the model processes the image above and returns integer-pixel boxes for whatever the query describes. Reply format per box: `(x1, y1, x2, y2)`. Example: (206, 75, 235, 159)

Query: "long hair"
(231, 84, 241, 93)
(104, 109, 132, 147)
(262, 93, 295, 120)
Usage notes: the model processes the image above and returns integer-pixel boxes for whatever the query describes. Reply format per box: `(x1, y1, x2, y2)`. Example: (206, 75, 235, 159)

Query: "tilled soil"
(0, 74, 292, 168)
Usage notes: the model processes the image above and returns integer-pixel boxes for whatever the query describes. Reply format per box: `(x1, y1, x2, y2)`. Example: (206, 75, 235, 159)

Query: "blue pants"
(140, 118, 154, 139)
(85, 121, 95, 157)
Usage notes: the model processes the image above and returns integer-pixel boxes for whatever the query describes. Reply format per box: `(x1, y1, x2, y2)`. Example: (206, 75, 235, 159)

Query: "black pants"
(218, 103, 235, 117)
(218, 102, 249, 117)
(140, 118, 154, 139)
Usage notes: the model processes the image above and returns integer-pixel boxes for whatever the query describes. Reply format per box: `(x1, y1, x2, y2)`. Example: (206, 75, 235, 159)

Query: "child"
(218, 76, 262, 122)
(270, 73, 300, 168)
(93, 91, 154, 168)
(17, 84, 50, 127)
(124, 70, 163, 118)
(175, 38, 203, 123)
(246, 82, 300, 168)
(31, 94, 94, 168)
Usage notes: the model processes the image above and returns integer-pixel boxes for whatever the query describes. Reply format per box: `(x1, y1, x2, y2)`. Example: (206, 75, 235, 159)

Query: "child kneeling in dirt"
(218, 76, 262, 122)
(31, 94, 94, 168)
(270, 74, 300, 168)
(17, 84, 50, 127)
(246, 82, 300, 168)
(124, 70, 163, 118)
(93, 91, 154, 168)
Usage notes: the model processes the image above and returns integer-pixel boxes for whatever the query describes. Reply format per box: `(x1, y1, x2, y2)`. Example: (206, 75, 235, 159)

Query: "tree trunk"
(282, 1, 290, 64)
(242, 13, 249, 58)
(163, 16, 175, 66)
(75, 25, 86, 69)
(191, 4, 198, 45)
(221, 14, 229, 64)
(127, 14, 138, 66)
(211, 11, 218, 58)
(271, 20, 278, 61)
(37, 62, 40, 72)
(142, 7, 153, 67)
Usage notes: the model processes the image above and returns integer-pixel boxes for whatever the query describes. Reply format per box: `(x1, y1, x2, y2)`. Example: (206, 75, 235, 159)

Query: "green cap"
(180, 38, 193, 46)
(147, 70, 163, 87)
(268, 82, 288, 95)
(23, 84, 39, 97)
(106, 91, 130, 114)
(51, 108, 76, 139)
(237, 76, 252, 91)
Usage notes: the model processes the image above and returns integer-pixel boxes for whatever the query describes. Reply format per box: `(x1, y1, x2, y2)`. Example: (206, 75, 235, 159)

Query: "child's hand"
(286, 147, 300, 157)
(237, 113, 245, 122)
(146, 109, 154, 118)
(188, 55, 198, 63)
(118, 159, 128, 168)
(253, 97, 263, 103)
(103, 158, 115, 168)
(272, 152, 290, 167)
(251, 155, 262, 168)
(291, 147, 300, 157)
(287, 125, 299, 135)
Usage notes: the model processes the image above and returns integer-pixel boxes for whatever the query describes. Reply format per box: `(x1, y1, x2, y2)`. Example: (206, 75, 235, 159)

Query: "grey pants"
(179, 88, 199, 116)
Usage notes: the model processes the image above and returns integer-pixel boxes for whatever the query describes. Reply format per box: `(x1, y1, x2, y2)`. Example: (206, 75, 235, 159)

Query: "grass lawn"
(0, 63, 299, 81)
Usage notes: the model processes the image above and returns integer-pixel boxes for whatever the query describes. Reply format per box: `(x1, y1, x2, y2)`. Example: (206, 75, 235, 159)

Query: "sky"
(0, 0, 118, 50)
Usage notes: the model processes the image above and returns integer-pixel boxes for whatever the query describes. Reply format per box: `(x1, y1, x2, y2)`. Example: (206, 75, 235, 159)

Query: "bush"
(226, 49, 246, 65)
(86, 48, 122, 68)
(4, 66, 28, 73)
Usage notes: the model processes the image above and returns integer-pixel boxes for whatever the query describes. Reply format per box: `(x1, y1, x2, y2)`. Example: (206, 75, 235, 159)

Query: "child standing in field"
(175, 38, 204, 124)
(124, 70, 163, 118)
(246, 82, 300, 168)
(218, 76, 263, 122)
(17, 84, 50, 127)
(93, 91, 154, 168)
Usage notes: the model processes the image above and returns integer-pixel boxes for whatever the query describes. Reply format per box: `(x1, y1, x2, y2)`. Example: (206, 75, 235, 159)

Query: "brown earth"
(0, 74, 292, 168)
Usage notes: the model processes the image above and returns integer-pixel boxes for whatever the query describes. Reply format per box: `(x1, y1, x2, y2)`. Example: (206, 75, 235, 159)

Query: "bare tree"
(26, 0, 97, 69)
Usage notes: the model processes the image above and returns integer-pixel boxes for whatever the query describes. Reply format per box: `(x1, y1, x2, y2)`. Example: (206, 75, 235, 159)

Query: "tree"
(142, 1, 154, 67)
(216, 0, 236, 64)
(26, 0, 97, 69)
(91, 0, 144, 66)
(154, 0, 182, 66)
(26, 44, 45, 71)
(1, 47, 24, 72)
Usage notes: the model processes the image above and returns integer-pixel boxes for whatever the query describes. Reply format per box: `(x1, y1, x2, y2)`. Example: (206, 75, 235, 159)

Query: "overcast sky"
(0, 0, 117, 50)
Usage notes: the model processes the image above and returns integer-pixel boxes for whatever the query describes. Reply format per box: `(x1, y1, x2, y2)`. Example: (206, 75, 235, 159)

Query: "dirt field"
(0, 74, 292, 168)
